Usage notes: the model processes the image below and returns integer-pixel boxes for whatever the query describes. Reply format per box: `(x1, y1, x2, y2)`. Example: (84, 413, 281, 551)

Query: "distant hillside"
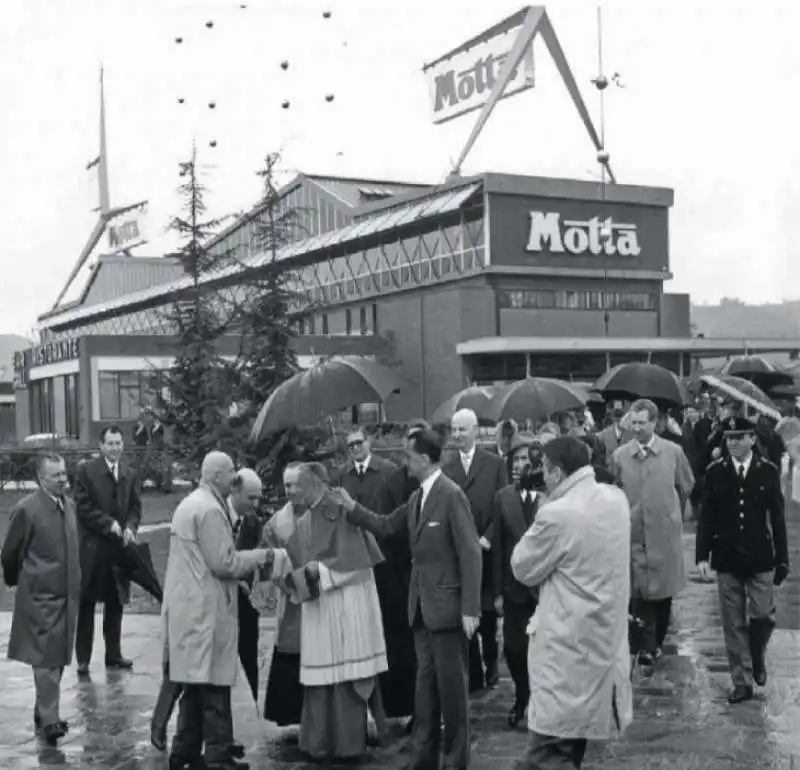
(692, 299, 800, 340)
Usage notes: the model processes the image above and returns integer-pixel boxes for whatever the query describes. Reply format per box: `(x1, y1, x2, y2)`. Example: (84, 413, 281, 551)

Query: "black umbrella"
(592, 363, 691, 408)
(235, 513, 264, 703)
(112, 541, 163, 603)
(720, 356, 794, 391)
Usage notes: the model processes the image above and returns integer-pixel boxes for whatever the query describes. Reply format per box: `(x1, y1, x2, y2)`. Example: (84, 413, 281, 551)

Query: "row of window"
(499, 290, 657, 312)
(297, 303, 378, 337)
(98, 370, 164, 421)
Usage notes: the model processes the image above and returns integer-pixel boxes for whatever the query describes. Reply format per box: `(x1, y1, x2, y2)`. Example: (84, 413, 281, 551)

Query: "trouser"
(469, 609, 498, 689)
(503, 599, 537, 707)
(517, 732, 588, 769)
(76, 583, 124, 664)
(630, 597, 672, 655)
(171, 684, 234, 767)
(717, 570, 776, 687)
(410, 621, 471, 770)
(152, 659, 183, 732)
(33, 667, 64, 728)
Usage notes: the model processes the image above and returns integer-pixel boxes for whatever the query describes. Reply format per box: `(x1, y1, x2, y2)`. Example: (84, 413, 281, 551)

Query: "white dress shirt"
(419, 468, 442, 510)
(732, 454, 753, 479)
(460, 445, 476, 474)
(520, 489, 537, 504)
(355, 455, 372, 476)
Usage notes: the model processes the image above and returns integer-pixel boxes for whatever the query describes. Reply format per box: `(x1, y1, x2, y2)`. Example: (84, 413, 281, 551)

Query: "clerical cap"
(723, 416, 755, 436)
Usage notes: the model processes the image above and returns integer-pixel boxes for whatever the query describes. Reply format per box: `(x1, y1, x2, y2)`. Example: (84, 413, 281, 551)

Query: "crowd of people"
(0, 389, 793, 769)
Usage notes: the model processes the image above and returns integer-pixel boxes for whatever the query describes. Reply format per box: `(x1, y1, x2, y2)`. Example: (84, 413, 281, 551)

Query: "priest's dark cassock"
(375, 461, 420, 719)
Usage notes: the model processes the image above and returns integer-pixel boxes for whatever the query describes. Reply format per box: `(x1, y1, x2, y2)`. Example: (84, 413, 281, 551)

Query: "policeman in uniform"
(696, 416, 790, 704)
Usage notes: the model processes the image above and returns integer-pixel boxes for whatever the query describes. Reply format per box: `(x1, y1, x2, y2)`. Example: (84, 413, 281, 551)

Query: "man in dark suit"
(337, 427, 419, 722)
(73, 425, 141, 675)
(492, 434, 546, 728)
(696, 416, 790, 704)
(332, 429, 482, 770)
(443, 408, 508, 690)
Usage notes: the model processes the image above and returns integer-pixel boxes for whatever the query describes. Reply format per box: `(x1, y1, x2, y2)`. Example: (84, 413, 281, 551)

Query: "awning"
(457, 336, 800, 357)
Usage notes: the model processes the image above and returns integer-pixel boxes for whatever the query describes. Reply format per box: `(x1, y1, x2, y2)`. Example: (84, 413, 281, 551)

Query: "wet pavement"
(1, 520, 799, 769)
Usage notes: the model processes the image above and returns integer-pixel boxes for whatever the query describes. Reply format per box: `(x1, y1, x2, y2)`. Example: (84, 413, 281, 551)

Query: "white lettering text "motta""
(525, 212, 641, 257)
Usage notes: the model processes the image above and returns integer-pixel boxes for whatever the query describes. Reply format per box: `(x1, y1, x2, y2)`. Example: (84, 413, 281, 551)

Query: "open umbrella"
(483, 378, 587, 423)
(430, 385, 507, 425)
(721, 356, 794, 391)
(251, 356, 407, 441)
(692, 374, 777, 410)
(592, 363, 690, 408)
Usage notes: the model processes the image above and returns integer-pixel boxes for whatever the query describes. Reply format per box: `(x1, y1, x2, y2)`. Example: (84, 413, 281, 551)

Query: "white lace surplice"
(299, 565, 388, 687)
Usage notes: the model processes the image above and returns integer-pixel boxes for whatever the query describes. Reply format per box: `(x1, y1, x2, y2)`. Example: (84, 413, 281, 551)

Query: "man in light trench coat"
(162, 452, 278, 770)
(510, 437, 633, 769)
(613, 398, 695, 666)
(1, 452, 81, 746)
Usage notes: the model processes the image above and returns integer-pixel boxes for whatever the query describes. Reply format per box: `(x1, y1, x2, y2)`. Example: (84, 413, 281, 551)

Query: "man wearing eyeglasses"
(696, 416, 789, 704)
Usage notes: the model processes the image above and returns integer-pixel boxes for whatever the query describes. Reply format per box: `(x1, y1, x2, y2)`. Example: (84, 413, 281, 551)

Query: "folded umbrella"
(112, 540, 163, 604)
(483, 378, 587, 424)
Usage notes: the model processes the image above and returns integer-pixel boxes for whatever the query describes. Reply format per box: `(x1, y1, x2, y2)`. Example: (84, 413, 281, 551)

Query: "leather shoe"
(106, 656, 133, 670)
(168, 756, 204, 770)
(76, 662, 90, 676)
(42, 722, 66, 746)
(151, 722, 168, 751)
(507, 701, 526, 728)
(728, 685, 754, 704)
(228, 741, 245, 758)
(34, 711, 68, 732)
(753, 666, 767, 687)
(485, 664, 500, 687)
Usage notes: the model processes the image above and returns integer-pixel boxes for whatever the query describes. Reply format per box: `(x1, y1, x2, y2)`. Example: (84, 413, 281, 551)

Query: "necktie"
(522, 492, 535, 527)
(414, 492, 423, 527)
(461, 454, 470, 475)
(738, 464, 746, 483)
(109, 464, 118, 482)
(357, 464, 365, 480)
(56, 497, 65, 514)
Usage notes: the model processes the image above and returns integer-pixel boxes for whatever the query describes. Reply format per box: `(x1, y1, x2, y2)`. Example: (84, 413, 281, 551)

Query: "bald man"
(157, 455, 273, 770)
(443, 408, 508, 691)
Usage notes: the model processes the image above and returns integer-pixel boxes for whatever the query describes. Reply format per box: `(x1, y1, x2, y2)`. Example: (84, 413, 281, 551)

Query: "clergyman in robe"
(283, 462, 388, 761)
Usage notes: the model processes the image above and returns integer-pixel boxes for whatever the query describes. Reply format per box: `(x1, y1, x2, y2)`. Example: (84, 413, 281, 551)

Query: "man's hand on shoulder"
(328, 487, 356, 512)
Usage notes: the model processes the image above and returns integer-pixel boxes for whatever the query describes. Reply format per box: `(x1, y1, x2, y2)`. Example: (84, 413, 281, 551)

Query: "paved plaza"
(1, 524, 799, 769)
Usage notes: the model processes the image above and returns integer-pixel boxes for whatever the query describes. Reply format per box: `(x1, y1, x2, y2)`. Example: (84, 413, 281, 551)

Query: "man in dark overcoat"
(73, 425, 141, 674)
(443, 408, 508, 690)
(333, 428, 482, 770)
(696, 415, 790, 704)
(1, 453, 81, 745)
(492, 434, 546, 728)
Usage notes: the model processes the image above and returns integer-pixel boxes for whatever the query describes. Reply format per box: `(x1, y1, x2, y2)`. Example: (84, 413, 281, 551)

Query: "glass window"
(371, 303, 378, 333)
(98, 372, 119, 421)
(345, 309, 352, 335)
(64, 374, 80, 439)
(322, 313, 329, 335)
(359, 306, 367, 334)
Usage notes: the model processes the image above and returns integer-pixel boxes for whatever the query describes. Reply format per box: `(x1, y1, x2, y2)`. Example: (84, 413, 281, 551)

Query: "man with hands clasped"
(330, 428, 482, 770)
(696, 416, 790, 704)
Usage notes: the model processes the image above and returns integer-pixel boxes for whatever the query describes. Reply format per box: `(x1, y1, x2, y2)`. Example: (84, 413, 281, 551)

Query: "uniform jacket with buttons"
(696, 454, 788, 576)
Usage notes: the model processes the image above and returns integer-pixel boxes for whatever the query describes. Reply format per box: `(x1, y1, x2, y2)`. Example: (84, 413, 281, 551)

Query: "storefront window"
(499, 290, 656, 311)
(29, 379, 55, 435)
(64, 374, 80, 439)
(99, 370, 163, 420)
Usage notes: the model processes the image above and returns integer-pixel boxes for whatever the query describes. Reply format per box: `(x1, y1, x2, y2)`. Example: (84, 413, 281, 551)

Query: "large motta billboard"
(424, 23, 535, 125)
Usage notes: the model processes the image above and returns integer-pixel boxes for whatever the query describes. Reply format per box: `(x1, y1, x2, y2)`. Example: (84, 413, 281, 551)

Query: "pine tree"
(232, 152, 302, 423)
(155, 145, 240, 472)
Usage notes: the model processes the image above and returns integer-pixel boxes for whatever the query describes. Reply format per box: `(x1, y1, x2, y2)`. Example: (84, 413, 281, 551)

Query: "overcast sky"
(2, 0, 799, 337)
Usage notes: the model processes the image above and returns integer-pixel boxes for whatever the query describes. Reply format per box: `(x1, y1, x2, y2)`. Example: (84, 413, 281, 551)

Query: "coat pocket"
(423, 583, 461, 628)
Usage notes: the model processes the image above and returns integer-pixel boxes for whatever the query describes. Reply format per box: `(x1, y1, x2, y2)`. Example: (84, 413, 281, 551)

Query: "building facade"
(20, 170, 786, 441)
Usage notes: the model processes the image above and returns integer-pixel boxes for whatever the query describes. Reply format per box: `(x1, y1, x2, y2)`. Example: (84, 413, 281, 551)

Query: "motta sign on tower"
(525, 211, 642, 256)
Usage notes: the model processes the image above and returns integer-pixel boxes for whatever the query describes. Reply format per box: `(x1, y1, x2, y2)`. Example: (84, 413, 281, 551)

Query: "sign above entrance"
(106, 202, 150, 254)
(526, 211, 641, 257)
(425, 26, 535, 125)
(31, 338, 80, 368)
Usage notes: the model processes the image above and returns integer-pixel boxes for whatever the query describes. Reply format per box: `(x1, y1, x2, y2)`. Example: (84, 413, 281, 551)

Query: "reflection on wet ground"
(1, 520, 799, 769)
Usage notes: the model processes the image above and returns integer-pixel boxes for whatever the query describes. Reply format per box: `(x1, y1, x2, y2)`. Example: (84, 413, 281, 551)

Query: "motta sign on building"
(31, 338, 81, 367)
(106, 204, 150, 253)
(525, 211, 642, 257)
(425, 28, 535, 124)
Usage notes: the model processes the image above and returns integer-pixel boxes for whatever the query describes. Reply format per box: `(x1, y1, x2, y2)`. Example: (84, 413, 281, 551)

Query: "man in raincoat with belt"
(162, 451, 278, 770)
(511, 437, 632, 769)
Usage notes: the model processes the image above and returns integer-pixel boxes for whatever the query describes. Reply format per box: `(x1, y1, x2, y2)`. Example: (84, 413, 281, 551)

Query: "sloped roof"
(305, 174, 431, 210)
(39, 256, 183, 322)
